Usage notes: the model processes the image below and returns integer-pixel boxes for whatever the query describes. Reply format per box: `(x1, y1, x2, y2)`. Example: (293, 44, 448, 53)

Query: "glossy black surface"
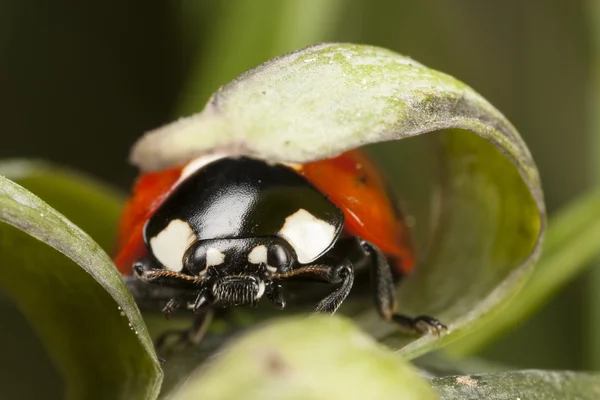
(182, 236, 294, 276)
(144, 157, 344, 262)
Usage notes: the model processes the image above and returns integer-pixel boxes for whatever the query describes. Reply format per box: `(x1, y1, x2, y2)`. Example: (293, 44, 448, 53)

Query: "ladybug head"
(134, 236, 296, 309)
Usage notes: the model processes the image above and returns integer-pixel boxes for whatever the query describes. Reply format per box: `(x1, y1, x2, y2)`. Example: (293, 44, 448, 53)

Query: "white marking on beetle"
(206, 247, 226, 267)
(278, 209, 336, 264)
(150, 219, 196, 272)
(248, 245, 267, 264)
(266, 265, 277, 273)
(255, 281, 266, 300)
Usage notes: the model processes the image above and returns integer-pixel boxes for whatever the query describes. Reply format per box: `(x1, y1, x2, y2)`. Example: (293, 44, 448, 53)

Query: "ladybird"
(116, 150, 446, 347)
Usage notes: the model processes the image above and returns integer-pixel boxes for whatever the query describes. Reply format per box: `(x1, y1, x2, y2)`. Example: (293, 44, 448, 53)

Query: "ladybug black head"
(134, 236, 296, 309)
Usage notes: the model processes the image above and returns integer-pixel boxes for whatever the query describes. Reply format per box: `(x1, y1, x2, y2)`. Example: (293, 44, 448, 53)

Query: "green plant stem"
(447, 189, 600, 356)
(177, 0, 343, 115)
(587, 0, 600, 371)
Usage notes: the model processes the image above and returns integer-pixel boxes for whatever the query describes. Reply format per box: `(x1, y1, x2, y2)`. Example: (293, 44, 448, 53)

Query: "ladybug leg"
(266, 282, 286, 310)
(161, 292, 195, 318)
(186, 309, 214, 344)
(272, 260, 355, 314)
(155, 309, 214, 356)
(311, 261, 354, 314)
(361, 240, 447, 336)
(155, 288, 216, 355)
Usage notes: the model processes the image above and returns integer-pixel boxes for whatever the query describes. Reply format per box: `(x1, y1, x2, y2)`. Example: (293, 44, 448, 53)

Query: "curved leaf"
(0, 161, 162, 400)
(169, 316, 438, 400)
(128, 43, 545, 358)
(431, 370, 600, 399)
(448, 188, 600, 355)
(0, 159, 124, 252)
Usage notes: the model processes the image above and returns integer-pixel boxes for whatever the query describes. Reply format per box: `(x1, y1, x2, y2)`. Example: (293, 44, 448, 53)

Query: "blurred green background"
(0, 1, 597, 398)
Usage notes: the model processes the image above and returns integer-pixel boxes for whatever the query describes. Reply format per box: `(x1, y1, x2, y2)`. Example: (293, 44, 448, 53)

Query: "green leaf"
(448, 188, 600, 355)
(0, 161, 162, 400)
(0, 159, 124, 252)
(129, 43, 545, 359)
(415, 352, 510, 379)
(431, 370, 600, 399)
(169, 316, 439, 400)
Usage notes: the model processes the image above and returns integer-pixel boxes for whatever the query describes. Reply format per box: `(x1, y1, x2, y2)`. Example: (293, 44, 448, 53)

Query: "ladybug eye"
(267, 241, 293, 273)
(182, 241, 207, 274)
(183, 241, 229, 275)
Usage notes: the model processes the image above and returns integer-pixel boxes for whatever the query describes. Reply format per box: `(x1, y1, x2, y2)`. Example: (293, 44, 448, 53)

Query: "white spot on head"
(150, 219, 196, 272)
(266, 265, 277, 273)
(206, 247, 226, 267)
(255, 281, 266, 300)
(248, 245, 267, 264)
(278, 209, 337, 264)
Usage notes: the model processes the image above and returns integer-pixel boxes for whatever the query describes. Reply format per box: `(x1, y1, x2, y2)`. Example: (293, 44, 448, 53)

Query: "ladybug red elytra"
(115, 150, 446, 348)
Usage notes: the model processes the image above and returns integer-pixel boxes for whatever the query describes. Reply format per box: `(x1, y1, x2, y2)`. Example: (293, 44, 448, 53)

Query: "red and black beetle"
(115, 150, 446, 346)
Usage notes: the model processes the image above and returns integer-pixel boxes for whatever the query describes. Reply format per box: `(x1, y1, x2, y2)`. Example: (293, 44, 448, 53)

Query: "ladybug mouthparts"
(211, 275, 266, 307)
